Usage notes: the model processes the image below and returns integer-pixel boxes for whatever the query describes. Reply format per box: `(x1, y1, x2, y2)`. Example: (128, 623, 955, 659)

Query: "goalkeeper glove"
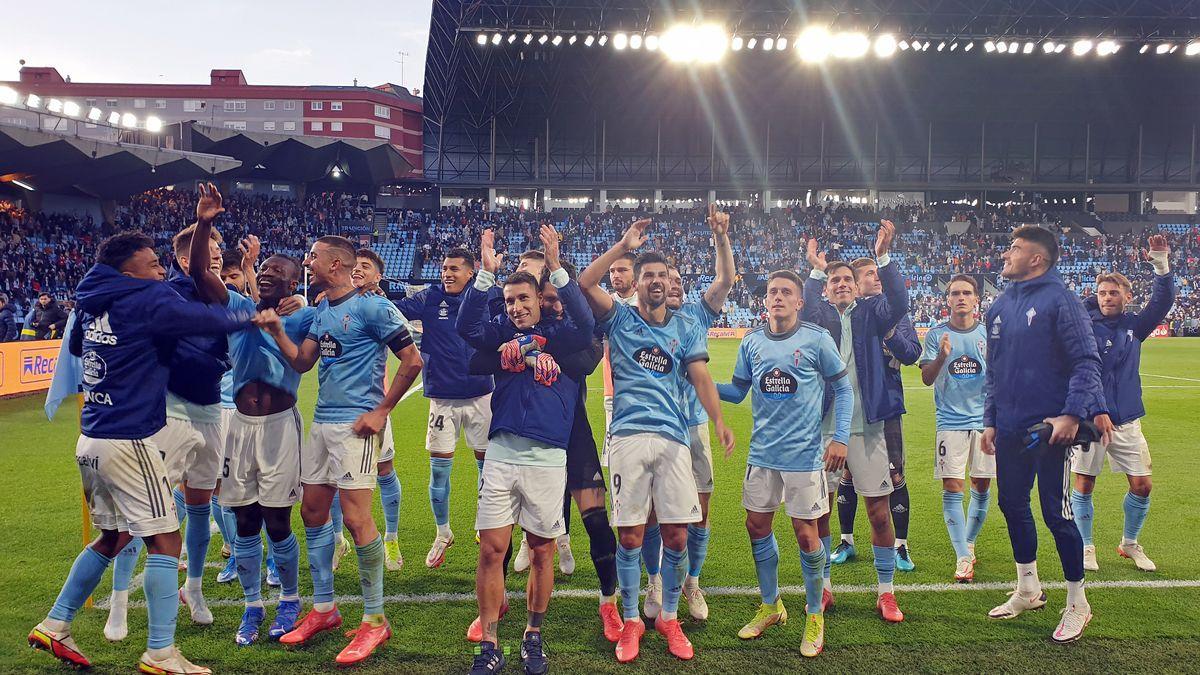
(528, 351, 560, 387)
(499, 334, 547, 372)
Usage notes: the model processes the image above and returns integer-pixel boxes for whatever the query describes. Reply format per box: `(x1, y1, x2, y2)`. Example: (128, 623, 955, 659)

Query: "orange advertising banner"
(0, 339, 60, 397)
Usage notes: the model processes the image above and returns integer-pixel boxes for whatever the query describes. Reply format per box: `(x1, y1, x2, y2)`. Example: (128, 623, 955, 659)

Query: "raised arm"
(239, 234, 261, 303)
(920, 331, 951, 386)
(189, 182, 230, 306)
(1132, 235, 1176, 340)
(867, 221, 910, 329)
(701, 205, 735, 313)
(578, 218, 650, 318)
(802, 238, 829, 322)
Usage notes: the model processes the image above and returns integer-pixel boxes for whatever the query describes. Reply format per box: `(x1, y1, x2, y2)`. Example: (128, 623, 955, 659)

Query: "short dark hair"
(221, 248, 243, 271)
(172, 223, 222, 259)
(542, 261, 579, 289)
(265, 254, 302, 280)
(315, 235, 357, 265)
(849, 257, 877, 280)
(1011, 225, 1059, 267)
(946, 274, 979, 295)
(824, 261, 853, 279)
(445, 247, 476, 268)
(504, 270, 541, 292)
(39, 292, 52, 299)
(612, 251, 636, 266)
(519, 250, 546, 262)
(633, 251, 668, 277)
(767, 269, 804, 291)
(356, 248, 385, 275)
(98, 231, 156, 270)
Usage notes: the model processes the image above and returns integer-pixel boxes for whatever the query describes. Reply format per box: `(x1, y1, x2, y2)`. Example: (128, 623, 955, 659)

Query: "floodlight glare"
(1043, 41, 1056, 53)
(26, 94, 42, 108)
(121, 113, 137, 128)
(107, 111, 121, 125)
(899, 40, 909, 50)
(567, 35, 576, 45)
(552, 35, 563, 46)
(645, 35, 659, 50)
(874, 34, 897, 57)
(937, 41, 946, 51)
(964, 42, 974, 51)
(613, 33, 628, 49)
(731, 36, 744, 51)
(832, 32, 869, 58)
(747, 37, 757, 50)
(776, 37, 788, 50)
(584, 35, 594, 46)
(950, 42, 959, 51)
(1073, 39, 1094, 55)
(63, 101, 81, 117)
(1023, 42, 1034, 54)
(476, 34, 487, 45)
(1139, 44, 1150, 53)
(538, 34, 548, 44)
(1054, 43, 1066, 53)
(47, 98, 63, 113)
(598, 34, 608, 46)
(509, 34, 518, 43)
(984, 40, 996, 52)
(491, 33, 502, 45)
(0, 86, 17, 106)
(797, 26, 833, 62)
(87, 107, 102, 121)
(1155, 43, 1171, 54)
(763, 37, 775, 51)
(145, 116, 163, 132)
(1096, 40, 1118, 56)
(524, 34, 533, 44)
(997, 41, 1008, 53)
(1187, 42, 1200, 56)
(629, 34, 642, 49)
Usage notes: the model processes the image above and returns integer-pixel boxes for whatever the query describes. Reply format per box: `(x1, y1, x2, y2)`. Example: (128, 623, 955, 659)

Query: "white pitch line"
(1142, 373, 1200, 383)
(400, 381, 424, 401)
(102, 577, 1200, 611)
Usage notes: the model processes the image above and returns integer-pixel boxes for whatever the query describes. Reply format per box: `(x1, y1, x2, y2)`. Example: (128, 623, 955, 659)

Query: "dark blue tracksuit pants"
(995, 432, 1085, 583)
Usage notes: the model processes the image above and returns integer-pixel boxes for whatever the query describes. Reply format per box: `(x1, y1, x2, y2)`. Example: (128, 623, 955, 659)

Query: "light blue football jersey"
(306, 291, 412, 424)
(732, 322, 847, 472)
(227, 291, 315, 401)
(920, 321, 987, 430)
(599, 302, 708, 447)
(679, 301, 720, 428)
(219, 369, 236, 409)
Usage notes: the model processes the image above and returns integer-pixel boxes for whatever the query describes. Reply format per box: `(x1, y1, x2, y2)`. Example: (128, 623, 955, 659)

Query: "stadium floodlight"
(874, 34, 898, 57)
(26, 93, 42, 108)
(695, 23, 729, 63)
(964, 41, 974, 51)
(87, 107, 102, 122)
(552, 35, 563, 46)
(950, 42, 959, 51)
(630, 34, 642, 49)
(63, 101, 81, 117)
(1139, 43, 1150, 53)
(476, 34, 488, 46)
(832, 32, 869, 58)
(332, 166, 342, 178)
(491, 33, 503, 45)
(1169, 45, 1178, 53)
(538, 34, 548, 45)
(145, 116, 163, 132)
(567, 35, 576, 45)
(584, 34, 594, 46)
(1187, 41, 1200, 56)
(598, 34, 608, 46)
(923, 41, 932, 50)
(121, 112, 137, 128)
(996, 41, 1008, 53)
(763, 37, 775, 51)
(524, 33, 533, 44)
(937, 41, 946, 51)
(645, 34, 659, 50)
(0, 86, 17, 106)
(1155, 43, 1171, 54)
(731, 36, 744, 51)
(613, 32, 628, 49)
(747, 37, 757, 50)
(107, 111, 121, 125)
(47, 98, 63, 113)
(1054, 43, 1066, 53)
(776, 37, 788, 50)
(898, 39, 909, 50)
(1042, 41, 1056, 53)
(509, 34, 518, 44)
(11, 179, 34, 191)
(1023, 42, 1034, 54)
(1073, 39, 1094, 55)
(797, 26, 833, 62)
(984, 40, 996, 52)
(1096, 40, 1118, 56)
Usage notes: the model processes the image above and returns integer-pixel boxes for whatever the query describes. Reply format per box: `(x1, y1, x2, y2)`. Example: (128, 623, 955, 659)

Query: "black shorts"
(884, 416, 905, 476)
(566, 409, 606, 492)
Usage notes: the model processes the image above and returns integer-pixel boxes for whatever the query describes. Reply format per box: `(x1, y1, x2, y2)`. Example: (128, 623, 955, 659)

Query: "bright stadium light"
(1139, 43, 1150, 53)
(1170, 45, 1178, 53)
(1096, 40, 1118, 56)
(964, 41, 974, 51)
(121, 112, 137, 128)
(584, 34, 594, 46)
(538, 34, 548, 45)
(996, 41, 1008, 53)
(145, 116, 163, 133)
(552, 35, 563, 46)
(1155, 43, 1171, 54)
(950, 42, 959, 51)
(1054, 43, 1066, 53)
(509, 34, 518, 44)
(0, 86, 17, 106)
(937, 41, 946, 51)
(629, 34, 642, 49)
(87, 107, 102, 121)
(645, 34, 659, 50)
(776, 37, 788, 50)
(476, 34, 487, 46)
(1023, 42, 1034, 54)
(923, 41, 933, 50)
(1187, 41, 1200, 56)
(796, 26, 833, 62)
(613, 32, 628, 49)
(832, 32, 869, 58)
(107, 111, 120, 125)
(47, 98, 63, 113)
(731, 36, 744, 51)
(874, 34, 897, 57)
(695, 23, 729, 62)
(747, 37, 757, 50)
(1073, 39, 1094, 55)
(898, 39, 909, 50)
(1042, 41, 1056, 53)
(763, 37, 775, 51)
(491, 33, 503, 45)
(26, 93, 42, 108)
(524, 33, 533, 44)
(63, 101, 81, 117)
(598, 34, 608, 46)
(984, 40, 996, 52)
(567, 35, 576, 45)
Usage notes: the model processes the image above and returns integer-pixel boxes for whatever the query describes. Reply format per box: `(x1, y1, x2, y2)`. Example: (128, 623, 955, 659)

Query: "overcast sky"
(1, 0, 434, 91)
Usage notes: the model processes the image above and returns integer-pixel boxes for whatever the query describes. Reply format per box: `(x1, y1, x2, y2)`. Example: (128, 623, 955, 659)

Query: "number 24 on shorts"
(429, 413, 445, 431)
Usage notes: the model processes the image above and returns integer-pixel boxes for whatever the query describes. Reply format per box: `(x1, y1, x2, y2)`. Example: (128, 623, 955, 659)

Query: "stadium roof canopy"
(172, 123, 414, 193)
(0, 123, 241, 199)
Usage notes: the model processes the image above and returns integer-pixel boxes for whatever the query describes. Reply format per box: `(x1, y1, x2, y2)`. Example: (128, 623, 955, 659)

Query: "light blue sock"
(173, 487, 186, 526)
(48, 547, 113, 622)
(942, 490, 969, 558)
(222, 508, 238, 551)
(800, 546, 826, 614)
(1071, 490, 1095, 546)
(144, 554, 180, 649)
(269, 533, 300, 598)
(751, 534, 780, 605)
(429, 457, 453, 527)
(211, 495, 232, 547)
(263, 527, 274, 564)
(111, 539, 143, 592)
(184, 502, 211, 580)
(686, 525, 710, 578)
(642, 524, 662, 575)
(820, 534, 832, 580)
(234, 533, 263, 603)
(377, 471, 401, 536)
(476, 457, 485, 476)
(1123, 492, 1151, 542)
(330, 493, 345, 539)
(872, 545, 896, 587)
(305, 522, 336, 604)
(616, 545, 642, 619)
(966, 489, 990, 544)
(660, 546, 688, 616)
(356, 536, 386, 615)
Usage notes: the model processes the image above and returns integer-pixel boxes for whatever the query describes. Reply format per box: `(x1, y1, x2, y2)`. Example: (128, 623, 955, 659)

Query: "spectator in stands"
(0, 293, 15, 342)
(31, 292, 69, 339)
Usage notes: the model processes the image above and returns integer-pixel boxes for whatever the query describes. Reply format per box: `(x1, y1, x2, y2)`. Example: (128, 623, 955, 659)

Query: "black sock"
(563, 492, 572, 535)
(581, 507, 618, 597)
(890, 480, 911, 541)
(502, 536, 514, 580)
(837, 478, 858, 538)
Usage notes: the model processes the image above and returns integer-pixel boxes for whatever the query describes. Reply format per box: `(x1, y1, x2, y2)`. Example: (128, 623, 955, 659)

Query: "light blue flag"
(44, 311, 81, 421)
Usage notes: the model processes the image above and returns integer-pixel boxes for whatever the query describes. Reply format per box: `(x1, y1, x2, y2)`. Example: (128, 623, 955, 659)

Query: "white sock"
(895, 538, 907, 549)
(556, 533, 570, 544)
(878, 582, 894, 595)
(649, 573, 661, 585)
(109, 589, 129, 606)
(841, 533, 855, 545)
(43, 617, 69, 633)
(685, 574, 700, 586)
(313, 601, 335, 613)
(1121, 537, 1137, 547)
(1066, 580, 1088, 608)
(436, 524, 451, 539)
(280, 593, 300, 602)
(383, 532, 397, 543)
(246, 599, 264, 609)
(146, 645, 174, 659)
(601, 594, 617, 605)
(823, 578, 833, 592)
(660, 610, 677, 621)
(185, 576, 202, 592)
(1016, 561, 1040, 596)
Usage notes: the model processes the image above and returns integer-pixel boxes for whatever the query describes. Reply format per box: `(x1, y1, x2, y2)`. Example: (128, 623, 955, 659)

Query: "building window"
(374, 124, 390, 140)
(133, 99, 146, 109)
(283, 100, 296, 110)
(283, 121, 296, 131)
(311, 101, 323, 111)
(263, 100, 275, 110)
(85, 98, 96, 108)
(330, 121, 343, 131)
(154, 99, 166, 109)
(374, 104, 390, 119)
(331, 101, 343, 111)
(263, 121, 276, 131)
(105, 99, 119, 108)
(183, 100, 204, 112)
(311, 121, 324, 131)
(223, 100, 247, 112)
(223, 120, 247, 131)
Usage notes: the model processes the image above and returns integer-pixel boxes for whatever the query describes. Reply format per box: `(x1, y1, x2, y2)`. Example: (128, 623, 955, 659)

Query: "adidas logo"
(289, 489, 297, 499)
(880, 480, 890, 489)
(811, 502, 821, 512)
(553, 520, 561, 529)
(892, 504, 908, 514)
(836, 495, 847, 504)
(342, 472, 353, 481)
(593, 471, 603, 481)
(691, 505, 700, 515)
(947, 518, 956, 526)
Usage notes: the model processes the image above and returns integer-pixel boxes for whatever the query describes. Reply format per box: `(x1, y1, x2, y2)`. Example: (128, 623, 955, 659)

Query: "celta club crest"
(669, 338, 679, 354)
(342, 313, 352, 331)
(793, 349, 802, 366)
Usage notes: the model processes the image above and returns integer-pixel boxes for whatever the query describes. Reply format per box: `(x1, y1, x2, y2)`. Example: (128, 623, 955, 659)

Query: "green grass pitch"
(2, 339, 1200, 673)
